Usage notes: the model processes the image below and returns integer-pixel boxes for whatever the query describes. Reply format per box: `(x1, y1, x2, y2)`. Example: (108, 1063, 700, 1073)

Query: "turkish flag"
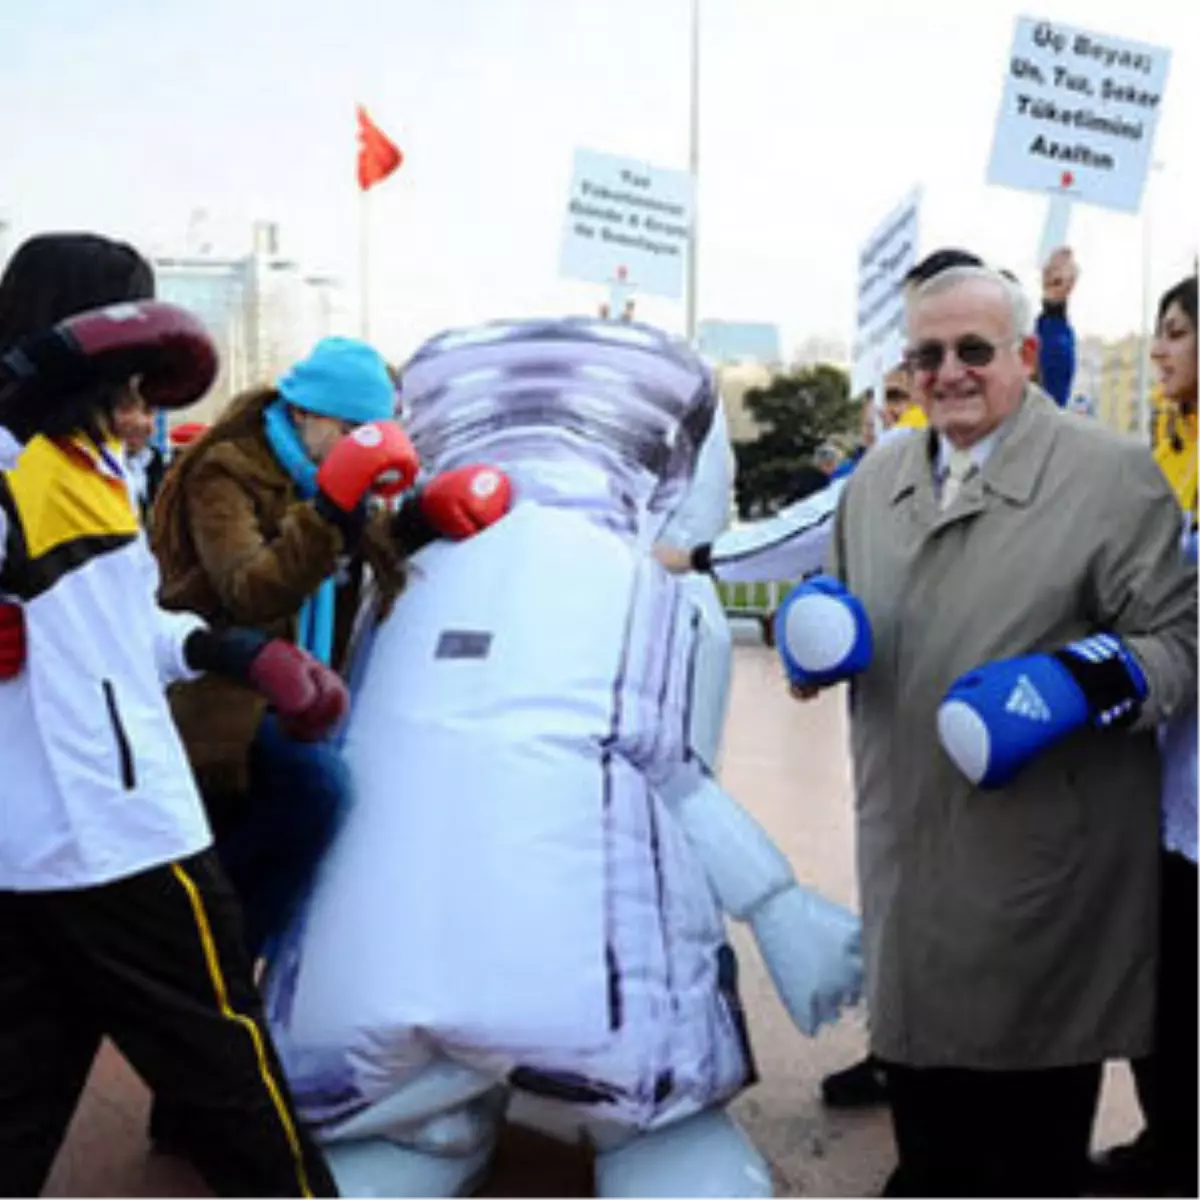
(357, 105, 402, 191)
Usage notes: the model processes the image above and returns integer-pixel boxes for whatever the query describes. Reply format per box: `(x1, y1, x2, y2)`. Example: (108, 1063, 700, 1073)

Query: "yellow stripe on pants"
(170, 863, 314, 1198)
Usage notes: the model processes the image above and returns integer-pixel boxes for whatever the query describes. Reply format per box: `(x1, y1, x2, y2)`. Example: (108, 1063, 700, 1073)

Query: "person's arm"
(1036, 248, 1078, 408)
(1036, 306, 1076, 408)
(184, 453, 346, 627)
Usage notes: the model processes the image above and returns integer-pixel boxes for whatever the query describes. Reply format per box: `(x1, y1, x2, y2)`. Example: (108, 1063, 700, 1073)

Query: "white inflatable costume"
(263, 318, 862, 1197)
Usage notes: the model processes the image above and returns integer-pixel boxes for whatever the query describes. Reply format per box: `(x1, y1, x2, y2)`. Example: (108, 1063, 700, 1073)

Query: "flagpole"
(359, 188, 371, 341)
(684, 0, 700, 344)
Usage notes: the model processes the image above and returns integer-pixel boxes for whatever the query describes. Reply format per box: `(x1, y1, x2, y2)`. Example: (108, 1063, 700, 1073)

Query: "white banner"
(986, 17, 1171, 214)
(850, 190, 920, 398)
(559, 148, 694, 301)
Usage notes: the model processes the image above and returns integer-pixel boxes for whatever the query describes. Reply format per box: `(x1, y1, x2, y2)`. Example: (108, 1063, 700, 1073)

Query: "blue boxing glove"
(775, 574, 873, 688)
(938, 633, 1149, 789)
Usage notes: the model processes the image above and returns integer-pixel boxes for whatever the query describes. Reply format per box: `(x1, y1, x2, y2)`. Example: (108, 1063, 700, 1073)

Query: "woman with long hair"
(1091, 274, 1198, 1198)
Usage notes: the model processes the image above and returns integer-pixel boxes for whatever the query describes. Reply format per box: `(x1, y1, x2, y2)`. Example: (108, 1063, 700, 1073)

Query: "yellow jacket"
(1153, 405, 1198, 519)
(892, 404, 929, 431)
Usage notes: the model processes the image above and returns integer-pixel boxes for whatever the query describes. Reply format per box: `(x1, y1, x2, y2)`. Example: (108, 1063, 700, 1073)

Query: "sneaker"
(1087, 1134, 1170, 1197)
(821, 1055, 888, 1108)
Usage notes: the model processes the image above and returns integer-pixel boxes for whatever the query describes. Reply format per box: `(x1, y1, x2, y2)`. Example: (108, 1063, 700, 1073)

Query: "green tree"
(732, 363, 856, 517)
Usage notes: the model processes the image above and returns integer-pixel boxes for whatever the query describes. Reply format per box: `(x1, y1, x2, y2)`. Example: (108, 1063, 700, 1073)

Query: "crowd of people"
(0, 222, 1194, 1200)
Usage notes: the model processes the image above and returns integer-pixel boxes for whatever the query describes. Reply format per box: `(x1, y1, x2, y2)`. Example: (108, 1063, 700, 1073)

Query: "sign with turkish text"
(559, 148, 694, 300)
(986, 17, 1170, 213)
(851, 189, 920, 397)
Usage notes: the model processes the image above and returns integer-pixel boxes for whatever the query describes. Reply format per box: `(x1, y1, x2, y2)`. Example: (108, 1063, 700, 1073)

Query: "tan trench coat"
(829, 388, 1196, 1069)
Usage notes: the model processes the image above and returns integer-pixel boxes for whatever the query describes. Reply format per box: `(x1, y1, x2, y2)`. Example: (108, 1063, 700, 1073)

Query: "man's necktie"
(940, 447, 977, 511)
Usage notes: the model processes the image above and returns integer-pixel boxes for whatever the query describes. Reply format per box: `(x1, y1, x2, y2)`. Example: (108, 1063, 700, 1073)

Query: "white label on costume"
(435, 630, 493, 660)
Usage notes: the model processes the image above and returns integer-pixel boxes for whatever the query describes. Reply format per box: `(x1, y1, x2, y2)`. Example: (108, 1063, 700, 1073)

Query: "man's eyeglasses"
(905, 335, 1016, 374)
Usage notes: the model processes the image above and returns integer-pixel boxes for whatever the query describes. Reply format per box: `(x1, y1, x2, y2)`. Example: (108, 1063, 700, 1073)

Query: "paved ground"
(44, 632, 1141, 1197)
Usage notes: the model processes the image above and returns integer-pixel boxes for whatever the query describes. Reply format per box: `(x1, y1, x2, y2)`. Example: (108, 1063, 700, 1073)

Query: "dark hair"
(1157, 275, 1198, 332)
(0, 233, 154, 440)
(1157, 275, 1199, 450)
(904, 248, 984, 287)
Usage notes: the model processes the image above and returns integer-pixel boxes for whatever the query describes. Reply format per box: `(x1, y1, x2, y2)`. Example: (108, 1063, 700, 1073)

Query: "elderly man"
(784, 265, 1195, 1196)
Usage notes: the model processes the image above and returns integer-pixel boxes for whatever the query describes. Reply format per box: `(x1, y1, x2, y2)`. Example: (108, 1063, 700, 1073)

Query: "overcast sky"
(1, 0, 1196, 361)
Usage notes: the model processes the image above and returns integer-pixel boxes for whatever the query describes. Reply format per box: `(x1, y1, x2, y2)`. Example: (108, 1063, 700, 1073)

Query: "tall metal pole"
(1135, 161, 1163, 441)
(685, 0, 700, 344)
(359, 191, 371, 341)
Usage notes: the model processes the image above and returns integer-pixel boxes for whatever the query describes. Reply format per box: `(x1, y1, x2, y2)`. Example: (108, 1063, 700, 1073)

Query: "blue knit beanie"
(277, 337, 396, 424)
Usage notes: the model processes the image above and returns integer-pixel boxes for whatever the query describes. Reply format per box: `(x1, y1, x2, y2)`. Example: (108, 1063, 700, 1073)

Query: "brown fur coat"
(152, 387, 404, 797)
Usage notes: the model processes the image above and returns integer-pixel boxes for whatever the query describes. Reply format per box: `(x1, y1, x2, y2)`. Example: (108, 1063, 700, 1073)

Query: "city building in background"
(1075, 334, 1149, 436)
(697, 320, 782, 367)
(715, 362, 775, 443)
(154, 220, 351, 427)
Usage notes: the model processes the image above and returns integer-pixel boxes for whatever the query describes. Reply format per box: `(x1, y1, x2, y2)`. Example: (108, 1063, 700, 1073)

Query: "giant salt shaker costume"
(263, 317, 862, 1198)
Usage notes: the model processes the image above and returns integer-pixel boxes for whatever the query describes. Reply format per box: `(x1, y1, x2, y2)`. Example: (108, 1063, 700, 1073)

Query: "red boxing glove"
(0, 603, 26, 680)
(316, 421, 420, 512)
(418, 465, 513, 540)
(3, 301, 218, 411)
(247, 640, 349, 742)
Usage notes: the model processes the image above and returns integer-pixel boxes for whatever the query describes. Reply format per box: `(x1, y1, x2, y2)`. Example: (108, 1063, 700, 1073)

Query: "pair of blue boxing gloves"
(775, 576, 1148, 788)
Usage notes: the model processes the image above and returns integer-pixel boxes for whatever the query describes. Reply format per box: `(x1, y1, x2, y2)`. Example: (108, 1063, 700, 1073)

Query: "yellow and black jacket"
(0, 433, 212, 890)
(1153, 404, 1198, 525)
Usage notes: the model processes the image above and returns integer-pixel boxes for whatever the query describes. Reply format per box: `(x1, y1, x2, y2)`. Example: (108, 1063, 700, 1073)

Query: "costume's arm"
(656, 400, 737, 550)
(659, 760, 862, 1037)
(697, 480, 845, 584)
(656, 578, 862, 1037)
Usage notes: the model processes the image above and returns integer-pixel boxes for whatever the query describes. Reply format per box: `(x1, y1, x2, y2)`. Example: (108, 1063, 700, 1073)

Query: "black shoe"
(1087, 1134, 1171, 1197)
(821, 1055, 888, 1108)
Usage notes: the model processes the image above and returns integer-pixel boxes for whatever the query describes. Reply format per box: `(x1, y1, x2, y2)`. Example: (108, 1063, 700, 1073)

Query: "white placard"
(850, 190, 920, 398)
(986, 16, 1170, 214)
(559, 148, 694, 301)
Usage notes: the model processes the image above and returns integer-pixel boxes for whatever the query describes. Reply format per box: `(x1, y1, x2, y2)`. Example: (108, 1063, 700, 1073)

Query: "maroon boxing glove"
(418, 465, 512, 539)
(0, 603, 26, 680)
(0, 301, 218, 442)
(246, 640, 349, 742)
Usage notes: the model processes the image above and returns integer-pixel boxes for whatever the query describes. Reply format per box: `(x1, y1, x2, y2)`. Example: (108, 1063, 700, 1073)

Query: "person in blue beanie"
(153, 336, 509, 959)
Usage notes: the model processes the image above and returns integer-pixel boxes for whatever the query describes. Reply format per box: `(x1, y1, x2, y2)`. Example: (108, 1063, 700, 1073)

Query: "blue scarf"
(263, 399, 336, 665)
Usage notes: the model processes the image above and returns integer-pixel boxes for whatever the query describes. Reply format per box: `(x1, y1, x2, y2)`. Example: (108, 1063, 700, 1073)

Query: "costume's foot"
(594, 1108, 773, 1198)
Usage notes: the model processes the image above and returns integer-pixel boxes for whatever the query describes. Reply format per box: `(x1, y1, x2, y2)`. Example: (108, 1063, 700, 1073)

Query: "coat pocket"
(102, 680, 136, 791)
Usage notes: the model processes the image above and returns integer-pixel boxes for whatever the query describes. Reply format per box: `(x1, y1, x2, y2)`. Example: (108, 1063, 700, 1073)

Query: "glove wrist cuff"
(1053, 635, 1148, 728)
(184, 627, 271, 682)
(390, 493, 438, 554)
(314, 491, 366, 550)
